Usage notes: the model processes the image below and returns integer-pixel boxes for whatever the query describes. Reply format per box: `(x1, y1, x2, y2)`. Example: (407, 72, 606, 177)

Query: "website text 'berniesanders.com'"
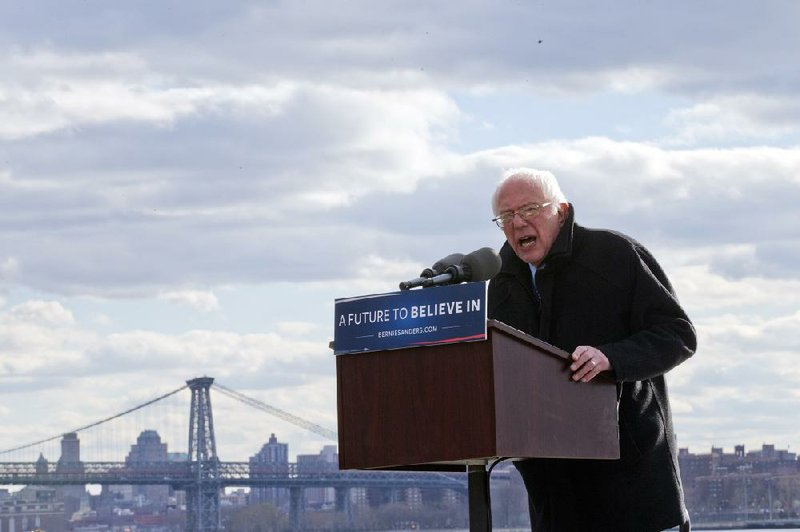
(377, 325, 438, 339)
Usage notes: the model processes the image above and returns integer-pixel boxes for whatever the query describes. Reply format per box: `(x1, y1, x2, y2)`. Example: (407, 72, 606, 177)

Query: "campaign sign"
(333, 281, 488, 355)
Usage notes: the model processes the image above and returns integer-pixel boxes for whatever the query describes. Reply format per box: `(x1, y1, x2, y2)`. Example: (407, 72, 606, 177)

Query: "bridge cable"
(214, 382, 337, 441)
(0, 384, 189, 455)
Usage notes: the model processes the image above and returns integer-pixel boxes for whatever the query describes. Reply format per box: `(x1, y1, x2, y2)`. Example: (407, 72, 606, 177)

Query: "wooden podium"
(336, 319, 619, 530)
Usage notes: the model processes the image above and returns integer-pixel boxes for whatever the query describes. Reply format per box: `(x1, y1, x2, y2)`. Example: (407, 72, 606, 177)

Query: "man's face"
(495, 179, 566, 266)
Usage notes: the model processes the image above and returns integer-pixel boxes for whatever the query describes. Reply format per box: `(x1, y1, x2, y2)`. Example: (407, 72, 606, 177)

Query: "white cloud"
(673, 263, 800, 313)
(0, 257, 21, 280)
(666, 265, 800, 451)
(93, 328, 323, 375)
(5, 300, 75, 327)
(0, 298, 336, 460)
(3, 135, 798, 298)
(90, 313, 113, 326)
(0, 48, 298, 140)
(276, 321, 318, 337)
(0, 301, 90, 376)
(0, 79, 472, 297)
(665, 94, 800, 145)
(159, 290, 220, 313)
(0, 298, 331, 380)
(1, 0, 800, 460)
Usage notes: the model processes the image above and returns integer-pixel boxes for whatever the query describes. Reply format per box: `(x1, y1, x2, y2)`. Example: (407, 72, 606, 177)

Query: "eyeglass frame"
(492, 202, 553, 228)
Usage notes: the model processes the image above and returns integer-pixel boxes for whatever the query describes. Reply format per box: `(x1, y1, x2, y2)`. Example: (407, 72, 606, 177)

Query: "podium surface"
(337, 320, 619, 470)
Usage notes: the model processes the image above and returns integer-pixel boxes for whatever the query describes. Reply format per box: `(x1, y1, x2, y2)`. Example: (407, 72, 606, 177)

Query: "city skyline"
(2, 0, 800, 462)
(9, 419, 800, 468)
(3, 429, 798, 530)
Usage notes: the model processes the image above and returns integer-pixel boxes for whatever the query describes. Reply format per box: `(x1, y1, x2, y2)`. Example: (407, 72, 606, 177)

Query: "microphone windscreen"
(462, 247, 502, 281)
(429, 253, 465, 274)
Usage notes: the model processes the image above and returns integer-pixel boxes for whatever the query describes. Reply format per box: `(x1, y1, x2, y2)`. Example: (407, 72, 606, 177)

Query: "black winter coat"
(488, 205, 696, 532)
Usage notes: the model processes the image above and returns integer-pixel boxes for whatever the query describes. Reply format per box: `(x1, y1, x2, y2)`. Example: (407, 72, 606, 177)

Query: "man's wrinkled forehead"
(497, 178, 547, 208)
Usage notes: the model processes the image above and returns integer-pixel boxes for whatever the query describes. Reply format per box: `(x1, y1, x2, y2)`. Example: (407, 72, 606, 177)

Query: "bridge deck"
(0, 461, 468, 491)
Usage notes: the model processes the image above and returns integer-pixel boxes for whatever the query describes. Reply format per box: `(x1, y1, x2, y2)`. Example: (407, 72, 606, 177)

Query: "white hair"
(491, 167, 568, 215)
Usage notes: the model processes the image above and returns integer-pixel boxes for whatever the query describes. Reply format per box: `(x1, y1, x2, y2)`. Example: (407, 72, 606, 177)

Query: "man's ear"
(557, 203, 569, 225)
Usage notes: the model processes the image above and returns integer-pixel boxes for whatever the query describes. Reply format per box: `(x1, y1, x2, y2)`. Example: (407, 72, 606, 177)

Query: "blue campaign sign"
(333, 281, 488, 355)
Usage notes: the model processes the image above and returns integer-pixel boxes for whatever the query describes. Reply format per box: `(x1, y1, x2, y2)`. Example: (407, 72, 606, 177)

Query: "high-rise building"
(123, 429, 171, 508)
(249, 433, 289, 508)
(126, 429, 168, 462)
(297, 445, 338, 509)
(58, 432, 80, 463)
(55, 432, 87, 520)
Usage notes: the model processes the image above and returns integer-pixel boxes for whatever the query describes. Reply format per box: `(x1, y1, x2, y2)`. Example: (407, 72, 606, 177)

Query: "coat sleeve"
(599, 244, 697, 382)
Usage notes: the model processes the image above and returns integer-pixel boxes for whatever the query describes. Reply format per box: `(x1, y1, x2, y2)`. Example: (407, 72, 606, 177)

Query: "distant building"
(297, 445, 338, 509)
(35, 453, 49, 476)
(221, 488, 249, 507)
(55, 432, 88, 520)
(127, 429, 169, 462)
(168, 451, 189, 510)
(679, 443, 800, 521)
(123, 429, 171, 508)
(168, 451, 188, 462)
(59, 432, 80, 463)
(249, 433, 289, 508)
(1, 487, 64, 532)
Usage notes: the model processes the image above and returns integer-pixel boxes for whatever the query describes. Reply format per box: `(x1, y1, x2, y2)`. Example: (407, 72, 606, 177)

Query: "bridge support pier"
(289, 486, 305, 530)
(366, 487, 391, 507)
(335, 486, 352, 528)
(186, 377, 221, 532)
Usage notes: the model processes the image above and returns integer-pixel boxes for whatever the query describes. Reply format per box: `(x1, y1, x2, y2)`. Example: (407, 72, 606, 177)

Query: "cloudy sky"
(1, 0, 799, 465)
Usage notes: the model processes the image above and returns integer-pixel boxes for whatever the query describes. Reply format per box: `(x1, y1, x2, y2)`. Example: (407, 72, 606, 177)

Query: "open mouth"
(519, 235, 536, 248)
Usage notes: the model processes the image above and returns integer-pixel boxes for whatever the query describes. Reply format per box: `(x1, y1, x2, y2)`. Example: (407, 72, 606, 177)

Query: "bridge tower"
(186, 377, 221, 532)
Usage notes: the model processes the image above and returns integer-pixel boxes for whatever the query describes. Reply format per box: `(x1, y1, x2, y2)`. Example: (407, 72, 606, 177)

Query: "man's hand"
(570, 346, 611, 382)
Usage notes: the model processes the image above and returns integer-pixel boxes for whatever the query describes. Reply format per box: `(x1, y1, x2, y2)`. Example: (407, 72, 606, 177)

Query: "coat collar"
(545, 202, 576, 267)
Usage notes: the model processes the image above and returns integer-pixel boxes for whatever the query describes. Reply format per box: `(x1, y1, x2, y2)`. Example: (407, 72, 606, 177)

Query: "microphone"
(399, 253, 465, 290)
(422, 247, 501, 288)
(421, 253, 465, 278)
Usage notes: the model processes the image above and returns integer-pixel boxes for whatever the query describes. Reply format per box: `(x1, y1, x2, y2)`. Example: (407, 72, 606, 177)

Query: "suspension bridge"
(0, 376, 467, 531)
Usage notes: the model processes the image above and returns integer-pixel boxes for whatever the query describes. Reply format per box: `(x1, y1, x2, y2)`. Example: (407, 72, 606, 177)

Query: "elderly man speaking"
(487, 168, 696, 532)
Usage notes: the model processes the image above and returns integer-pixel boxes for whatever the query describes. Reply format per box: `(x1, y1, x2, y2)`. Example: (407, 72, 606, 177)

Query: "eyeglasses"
(492, 202, 552, 228)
